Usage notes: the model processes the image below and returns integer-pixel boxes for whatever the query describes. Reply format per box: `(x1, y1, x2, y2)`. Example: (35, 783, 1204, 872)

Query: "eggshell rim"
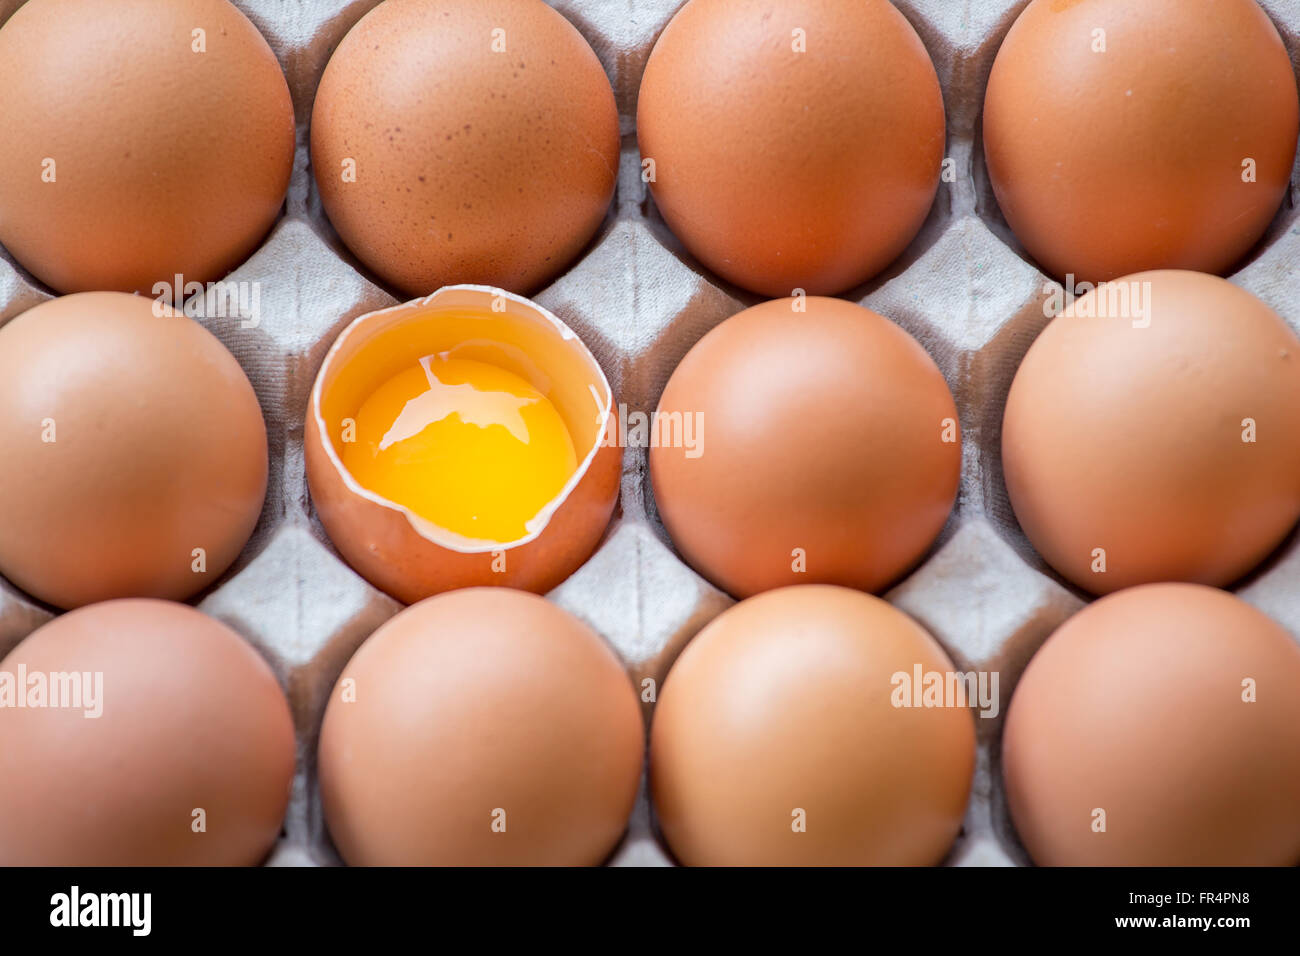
(310, 284, 614, 554)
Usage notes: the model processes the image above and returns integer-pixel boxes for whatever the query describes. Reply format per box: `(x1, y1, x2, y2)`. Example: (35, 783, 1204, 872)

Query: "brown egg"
(1002, 271, 1300, 595)
(637, 0, 945, 297)
(318, 588, 643, 866)
(0, 292, 268, 610)
(983, 0, 1299, 283)
(650, 296, 960, 599)
(0, 0, 293, 294)
(306, 285, 619, 604)
(1003, 584, 1300, 866)
(0, 599, 295, 866)
(651, 585, 975, 866)
(310, 0, 618, 296)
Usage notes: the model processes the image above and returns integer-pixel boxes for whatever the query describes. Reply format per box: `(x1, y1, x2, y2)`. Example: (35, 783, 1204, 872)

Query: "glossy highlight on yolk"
(342, 356, 578, 542)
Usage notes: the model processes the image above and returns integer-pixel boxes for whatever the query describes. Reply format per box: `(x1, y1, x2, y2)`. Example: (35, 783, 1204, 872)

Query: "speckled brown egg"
(1003, 583, 1300, 866)
(318, 588, 644, 866)
(0, 0, 294, 294)
(310, 0, 618, 296)
(0, 293, 268, 610)
(0, 599, 295, 866)
(637, 0, 945, 297)
(650, 296, 960, 599)
(1002, 271, 1300, 595)
(983, 0, 1299, 283)
(651, 585, 976, 866)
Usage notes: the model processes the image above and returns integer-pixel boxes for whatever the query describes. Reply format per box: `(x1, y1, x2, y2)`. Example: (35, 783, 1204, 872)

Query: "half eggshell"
(306, 285, 620, 603)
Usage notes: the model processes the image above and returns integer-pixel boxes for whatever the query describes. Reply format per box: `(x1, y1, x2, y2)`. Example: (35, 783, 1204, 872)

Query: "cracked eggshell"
(0, 292, 268, 610)
(310, 0, 619, 297)
(0, 0, 294, 295)
(0, 599, 295, 866)
(305, 285, 621, 604)
(984, 0, 1300, 283)
(637, 0, 945, 297)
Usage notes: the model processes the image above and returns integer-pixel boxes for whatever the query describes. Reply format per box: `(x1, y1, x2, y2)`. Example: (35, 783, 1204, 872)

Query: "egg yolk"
(342, 356, 578, 542)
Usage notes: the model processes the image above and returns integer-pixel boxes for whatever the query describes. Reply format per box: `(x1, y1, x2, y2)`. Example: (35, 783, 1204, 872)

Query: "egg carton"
(1, 0, 1298, 868)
